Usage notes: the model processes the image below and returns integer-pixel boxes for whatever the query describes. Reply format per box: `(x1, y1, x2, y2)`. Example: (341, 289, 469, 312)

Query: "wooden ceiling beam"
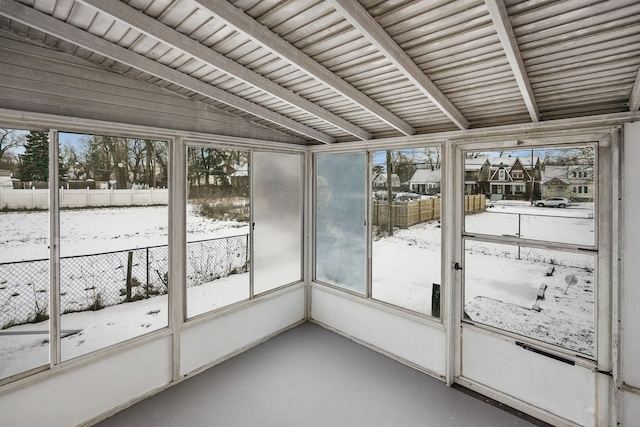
(192, 0, 415, 136)
(0, 0, 334, 143)
(77, 0, 371, 141)
(630, 68, 640, 112)
(485, 0, 540, 122)
(327, 0, 470, 131)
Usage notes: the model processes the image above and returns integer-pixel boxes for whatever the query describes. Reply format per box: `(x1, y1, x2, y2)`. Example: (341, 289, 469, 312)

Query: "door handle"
(453, 262, 462, 271)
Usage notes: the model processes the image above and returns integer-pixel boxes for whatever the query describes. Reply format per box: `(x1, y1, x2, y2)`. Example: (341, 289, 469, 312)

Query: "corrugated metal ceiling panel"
(1, 0, 640, 144)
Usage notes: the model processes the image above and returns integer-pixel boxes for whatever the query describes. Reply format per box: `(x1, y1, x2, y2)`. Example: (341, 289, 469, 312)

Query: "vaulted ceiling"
(1, 0, 639, 145)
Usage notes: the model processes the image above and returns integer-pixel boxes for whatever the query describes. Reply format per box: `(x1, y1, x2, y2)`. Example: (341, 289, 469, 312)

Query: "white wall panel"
(622, 391, 640, 426)
(0, 31, 300, 144)
(180, 286, 305, 375)
(622, 121, 640, 386)
(310, 286, 446, 376)
(0, 335, 172, 427)
(461, 327, 595, 427)
(622, 122, 640, 424)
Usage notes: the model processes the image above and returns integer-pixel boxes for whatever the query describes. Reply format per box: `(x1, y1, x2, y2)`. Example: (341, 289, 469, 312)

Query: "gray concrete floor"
(95, 322, 542, 427)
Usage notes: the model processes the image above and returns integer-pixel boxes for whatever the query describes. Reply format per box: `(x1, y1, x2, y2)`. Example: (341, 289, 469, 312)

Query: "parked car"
(395, 192, 421, 201)
(534, 197, 571, 208)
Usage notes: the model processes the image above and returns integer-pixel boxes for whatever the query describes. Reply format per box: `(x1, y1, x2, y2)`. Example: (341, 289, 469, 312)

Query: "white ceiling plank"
(0, 0, 334, 144)
(77, 0, 371, 141)
(630, 68, 640, 112)
(192, 0, 415, 136)
(326, 0, 470, 131)
(485, 0, 539, 123)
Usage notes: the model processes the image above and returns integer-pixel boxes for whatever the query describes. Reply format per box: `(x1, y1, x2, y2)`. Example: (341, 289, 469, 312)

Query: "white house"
(409, 168, 441, 195)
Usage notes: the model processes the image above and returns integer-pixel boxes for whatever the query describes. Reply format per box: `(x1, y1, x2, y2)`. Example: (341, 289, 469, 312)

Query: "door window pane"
(253, 151, 302, 295)
(58, 133, 169, 361)
(315, 152, 366, 294)
(464, 146, 595, 246)
(371, 148, 442, 315)
(464, 240, 595, 356)
(0, 129, 49, 380)
(186, 147, 250, 318)
(463, 144, 597, 357)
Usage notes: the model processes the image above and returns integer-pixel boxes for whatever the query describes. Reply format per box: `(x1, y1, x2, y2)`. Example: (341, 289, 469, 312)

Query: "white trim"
(49, 129, 60, 367)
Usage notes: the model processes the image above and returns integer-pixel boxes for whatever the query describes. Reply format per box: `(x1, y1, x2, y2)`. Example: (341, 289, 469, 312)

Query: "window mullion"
(49, 129, 61, 367)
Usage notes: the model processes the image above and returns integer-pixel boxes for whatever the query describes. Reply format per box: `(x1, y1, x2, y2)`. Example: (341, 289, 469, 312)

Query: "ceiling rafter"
(191, 0, 415, 136)
(630, 68, 640, 112)
(484, 0, 539, 123)
(76, 0, 371, 141)
(326, 0, 469, 131)
(0, 0, 333, 144)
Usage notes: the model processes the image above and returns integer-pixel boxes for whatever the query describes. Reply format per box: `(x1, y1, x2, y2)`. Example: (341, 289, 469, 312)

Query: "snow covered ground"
(0, 204, 250, 378)
(1, 202, 596, 380)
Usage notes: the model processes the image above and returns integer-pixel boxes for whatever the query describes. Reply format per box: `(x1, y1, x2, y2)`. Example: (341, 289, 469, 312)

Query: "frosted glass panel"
(315, 152, 367, 294)
(253, 151, 302, 294)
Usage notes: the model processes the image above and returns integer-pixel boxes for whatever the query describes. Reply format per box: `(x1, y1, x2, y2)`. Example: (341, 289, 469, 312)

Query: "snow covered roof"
(492, 156, 539, 169)
(465, 158, 490, 171)
(409, 169, 441, 184)
(542, 166, 569, 184)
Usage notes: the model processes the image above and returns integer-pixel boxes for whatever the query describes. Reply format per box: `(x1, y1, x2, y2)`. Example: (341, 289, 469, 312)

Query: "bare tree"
(0, 128, 26, 171)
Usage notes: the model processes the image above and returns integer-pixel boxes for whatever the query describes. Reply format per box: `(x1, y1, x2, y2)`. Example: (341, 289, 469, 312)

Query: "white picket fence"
(0, 187, 168, 209)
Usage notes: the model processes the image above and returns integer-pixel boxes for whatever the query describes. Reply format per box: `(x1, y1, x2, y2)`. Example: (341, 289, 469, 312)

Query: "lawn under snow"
(1, 202, 596, 380)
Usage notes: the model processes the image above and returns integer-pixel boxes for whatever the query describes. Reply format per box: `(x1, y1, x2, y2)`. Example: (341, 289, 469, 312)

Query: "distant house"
(464, 158, 491, 195)
(409, 168, 441, 195)
(0, 169, 14, 188)
(230, 163, 249, 187)
(372, 173, 400, 190)
(541, 165, 594, 201)
(488, 156, 541, 200)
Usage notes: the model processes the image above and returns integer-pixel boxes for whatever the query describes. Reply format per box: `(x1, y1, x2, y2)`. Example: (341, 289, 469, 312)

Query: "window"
(499, 169, 505, 180)
(371, 148, 442, 315)
(58, 133, 169, 361)
(1, 129, 50, 381)
(315, 152, 367, 294)
(584, 186, 588, 194)
(186, 147, 250, 318)
(463, 145, 596, 356)
(253, 151, 303, 295)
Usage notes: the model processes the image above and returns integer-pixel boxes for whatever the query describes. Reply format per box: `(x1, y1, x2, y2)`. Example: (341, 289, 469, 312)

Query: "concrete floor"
(95, 322, 542, 427)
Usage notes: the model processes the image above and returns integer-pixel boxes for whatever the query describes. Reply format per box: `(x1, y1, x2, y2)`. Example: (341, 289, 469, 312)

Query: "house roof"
(465, 158, 490, 171)
(492, 156, 539, 168)
(542, 166, 570, 184)
(410, 169, 441, 184)
(372, 173, 399, 182)
(1, 1, 640, 145)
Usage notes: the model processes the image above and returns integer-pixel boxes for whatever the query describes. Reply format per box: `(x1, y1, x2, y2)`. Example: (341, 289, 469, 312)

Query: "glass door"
(455, 140, 610, 426)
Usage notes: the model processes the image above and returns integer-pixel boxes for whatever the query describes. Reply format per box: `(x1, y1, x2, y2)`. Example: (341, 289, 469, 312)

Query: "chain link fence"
(0, 234, 249, 329)
(186, 235, 249, 287)
(465, 209, 595, 247)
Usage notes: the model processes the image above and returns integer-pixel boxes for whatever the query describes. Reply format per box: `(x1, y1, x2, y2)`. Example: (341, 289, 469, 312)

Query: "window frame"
(310, 142, 446, 321)
(453, 132, 612, 363)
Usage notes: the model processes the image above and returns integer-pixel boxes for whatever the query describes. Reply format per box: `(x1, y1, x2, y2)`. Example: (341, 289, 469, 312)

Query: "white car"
(535, 197, 571, 208)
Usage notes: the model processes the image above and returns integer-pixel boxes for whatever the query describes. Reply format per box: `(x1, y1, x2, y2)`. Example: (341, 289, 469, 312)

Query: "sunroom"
(1, 1, 639, 426)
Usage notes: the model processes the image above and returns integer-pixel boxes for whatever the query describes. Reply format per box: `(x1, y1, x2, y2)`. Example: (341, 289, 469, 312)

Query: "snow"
(1, 202, 597, 380)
